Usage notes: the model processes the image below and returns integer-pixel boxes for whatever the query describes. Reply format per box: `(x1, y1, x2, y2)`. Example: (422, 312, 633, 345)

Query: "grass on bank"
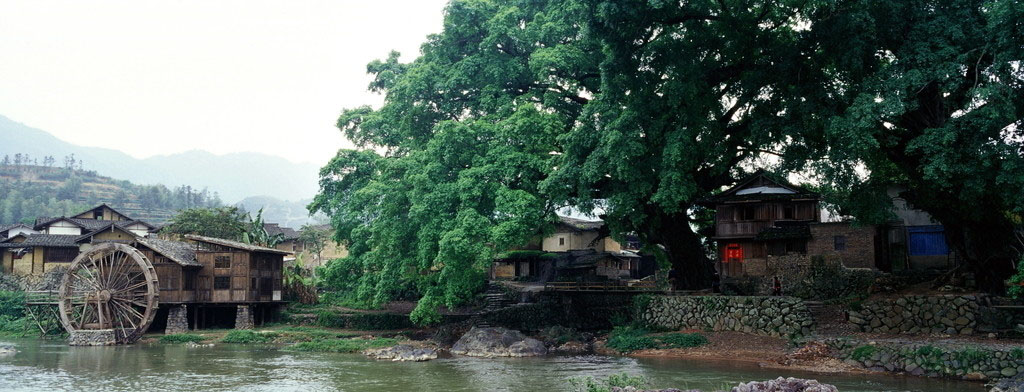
(159, 334, 207, 344)
(221, 330, 279, 344)
(604, 326, 709, 353)
(287, 337, 399, 353)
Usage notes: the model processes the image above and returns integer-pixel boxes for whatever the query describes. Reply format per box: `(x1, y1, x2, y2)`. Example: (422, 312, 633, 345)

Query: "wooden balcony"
(715, 220, 771, 238)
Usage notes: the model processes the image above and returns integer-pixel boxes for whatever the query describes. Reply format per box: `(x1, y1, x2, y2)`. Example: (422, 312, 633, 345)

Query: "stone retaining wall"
(848, 295, 980, 335)
(825, 338, 1024, 381)
(68, 329, 116, 346)
(638, 296, 814, 338)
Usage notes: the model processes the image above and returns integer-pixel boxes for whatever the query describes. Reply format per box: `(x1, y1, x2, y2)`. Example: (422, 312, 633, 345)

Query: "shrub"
(288, 337, 398, 353)
(314, 311, 415, 330)
(568, 373, 649, 392)
(850, 345, 878, 361)
(1008, 256, 1024, 300)
(0, 291, 26, 319)
(1010, 348, 1024, 360)
(221, 330, 277, 344)
(605, 326, 656, 353)
(658, 333, 709, 348)
(159, 334, 206, 344)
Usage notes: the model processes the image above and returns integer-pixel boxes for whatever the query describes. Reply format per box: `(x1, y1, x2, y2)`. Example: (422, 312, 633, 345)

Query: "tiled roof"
(0, 224, 29, 233)
(185, 234, 292, 255)
(34, 217, 154, 232)
(264, 223, 300, 240)
(0, 234, 79, 248)
(136, 238, 201, 267)
(557, 216, 604, 231)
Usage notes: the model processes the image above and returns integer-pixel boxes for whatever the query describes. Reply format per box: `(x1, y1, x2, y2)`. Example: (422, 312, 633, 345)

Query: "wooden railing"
(24, 290, 60, 305)
(715, 221, 771, 238)
(544, 279, 660, 292)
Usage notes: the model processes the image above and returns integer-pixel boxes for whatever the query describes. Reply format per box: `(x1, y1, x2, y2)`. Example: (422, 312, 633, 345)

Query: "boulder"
(0, 345, 16, 357)
(733, 377, 839, 392)
(451, 327, 547, 357)
(550, 341, 592, 355)
(991, 375, 1024, 392)
(364, 344, 438, 362)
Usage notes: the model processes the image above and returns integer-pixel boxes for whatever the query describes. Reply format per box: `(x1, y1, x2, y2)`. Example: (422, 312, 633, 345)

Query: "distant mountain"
(236, 195, 325, 229)
(0, 115, 321, 203)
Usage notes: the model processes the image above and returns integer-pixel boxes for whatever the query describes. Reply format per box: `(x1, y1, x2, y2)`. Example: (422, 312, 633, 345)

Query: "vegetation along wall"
(825, 338, 1024, 381)
(638, 296, 814, 338)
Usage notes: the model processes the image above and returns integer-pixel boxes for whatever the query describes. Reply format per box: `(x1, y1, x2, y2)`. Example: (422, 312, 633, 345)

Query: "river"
(0, 339, 984, 392)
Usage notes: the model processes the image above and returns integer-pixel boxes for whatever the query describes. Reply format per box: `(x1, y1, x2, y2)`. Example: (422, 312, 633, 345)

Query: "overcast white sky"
(0, 0, 448, 164)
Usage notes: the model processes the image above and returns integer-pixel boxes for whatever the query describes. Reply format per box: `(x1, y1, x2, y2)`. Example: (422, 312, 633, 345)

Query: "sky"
(0, 0, 449, 165)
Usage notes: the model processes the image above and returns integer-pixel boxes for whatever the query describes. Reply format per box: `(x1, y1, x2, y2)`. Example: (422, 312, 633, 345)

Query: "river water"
(0, 339, 984, 392)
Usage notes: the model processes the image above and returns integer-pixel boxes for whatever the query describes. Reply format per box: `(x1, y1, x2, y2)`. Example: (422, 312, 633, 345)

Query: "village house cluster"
(0, 204, 330, 339)
(489, 171, 955, 294)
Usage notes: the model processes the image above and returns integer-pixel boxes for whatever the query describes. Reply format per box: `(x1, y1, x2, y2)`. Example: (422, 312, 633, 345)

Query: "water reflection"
(0, 339, 985, 392)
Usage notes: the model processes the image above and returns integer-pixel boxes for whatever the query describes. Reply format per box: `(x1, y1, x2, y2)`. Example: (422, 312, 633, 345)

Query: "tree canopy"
(312, 0, 1024, 322)
(165, 207, 247, 240)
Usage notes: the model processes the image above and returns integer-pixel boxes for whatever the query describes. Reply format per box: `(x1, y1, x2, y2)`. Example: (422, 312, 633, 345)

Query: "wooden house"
(699, 171, 822, 278)
(491, 216, 654, 282)
(2, 204, 290, 332)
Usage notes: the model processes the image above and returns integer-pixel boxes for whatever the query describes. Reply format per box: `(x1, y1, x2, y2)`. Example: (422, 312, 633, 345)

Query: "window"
(94, 211, 103, 219)
(783, 205, 795, 220)
(214, 276, 231, 290)
(44, 248, 78, 263)
(215, 255, 231, 269)
(739, 206, 757, 221)
(251, 278, 258, 291)
(183, 271, 196, 290)
(834, 235, 847, 251)
(558, 237, 565, 246)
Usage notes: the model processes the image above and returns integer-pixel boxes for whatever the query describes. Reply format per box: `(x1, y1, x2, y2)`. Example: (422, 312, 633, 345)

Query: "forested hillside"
(0, 161, 222, 225)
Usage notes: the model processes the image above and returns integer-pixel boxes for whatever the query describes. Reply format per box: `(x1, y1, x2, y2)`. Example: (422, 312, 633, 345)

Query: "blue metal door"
(907, 226, 949, 256)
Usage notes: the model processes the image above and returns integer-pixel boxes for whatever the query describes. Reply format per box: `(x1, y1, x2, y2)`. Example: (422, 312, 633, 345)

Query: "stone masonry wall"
(166, 305, 188, 334)
(68, 329, 116, 346)
(825, 338, 1024, 381)
(235, 305, 254, 330)
(639, 296, 814, 338)
(848, 295, 980, 335)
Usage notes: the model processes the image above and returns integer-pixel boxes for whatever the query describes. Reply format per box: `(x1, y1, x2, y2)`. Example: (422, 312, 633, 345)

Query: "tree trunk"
(654, 213, 716, 290)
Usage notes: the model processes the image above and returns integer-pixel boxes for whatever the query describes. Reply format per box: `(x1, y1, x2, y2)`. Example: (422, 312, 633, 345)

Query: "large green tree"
(547, 0, 825, 289)
(795, 0, 1024, 290)
(311, 0, 594, 323)
(165, 206, 247, 241)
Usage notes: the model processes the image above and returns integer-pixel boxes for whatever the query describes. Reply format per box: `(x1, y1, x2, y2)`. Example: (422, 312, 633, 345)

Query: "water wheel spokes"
(58, 242, 159, 344)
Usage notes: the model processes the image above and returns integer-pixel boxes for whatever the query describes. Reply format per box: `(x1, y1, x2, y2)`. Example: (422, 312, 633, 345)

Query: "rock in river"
(364, 345, 438, 362)
(451, 327, 547, 357)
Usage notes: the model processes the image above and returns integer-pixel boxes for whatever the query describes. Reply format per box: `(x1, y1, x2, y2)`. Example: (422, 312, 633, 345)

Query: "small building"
(0, 223, 37, 239)
(264, 223, 302, 253)
(879, 186, 956, 271)
(491, 216, 654, 282)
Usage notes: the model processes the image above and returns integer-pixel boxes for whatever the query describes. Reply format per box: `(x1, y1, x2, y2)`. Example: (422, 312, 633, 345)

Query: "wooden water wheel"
(58, 242, 160, 344)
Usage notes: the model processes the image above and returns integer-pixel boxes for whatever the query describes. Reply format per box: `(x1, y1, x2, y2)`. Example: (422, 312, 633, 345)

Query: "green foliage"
(1009, 348, 1024, 360)
(851, 345, 878, 361)
(298, 225, 331, 263)
(159, 334, 206, 344)
(220, 330, 278, 344)
(1008, 256, 1024, 299)
(0, 291, 25, 319)
(0, 164, 222, 225)
(568, 373, 649, 392)
(915, 345, 945, 357)
(954, 348, 990, 364)
(287, 337, 398, 353)
(605, 326, 656, 353)
(799, 0, 1024, 288)
(314, 310, 415, 330)
(311, 0, 1024, 317)
(165, 207, 246, 240)
(241, 208, 285, 247)
(658, 333, 709, 349)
